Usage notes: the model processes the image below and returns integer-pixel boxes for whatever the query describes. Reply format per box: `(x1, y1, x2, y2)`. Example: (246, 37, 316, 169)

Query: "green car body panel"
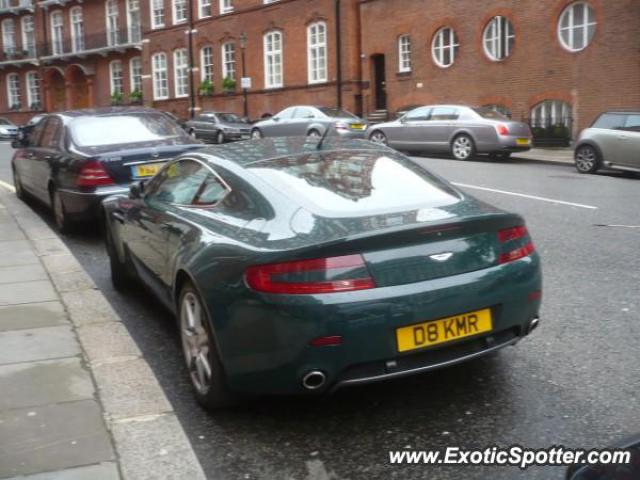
(103, 138, 542, 396)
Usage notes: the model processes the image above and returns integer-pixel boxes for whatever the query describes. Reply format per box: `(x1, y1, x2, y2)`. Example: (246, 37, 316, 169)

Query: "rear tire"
(451, 134, 476, 160)
(216, 131, 225, 144)
(51, 189, 73, 234)
(12, 167, 25, 201)
(369, 130, 388, 145)
(308, 129, 321, 138)
(575, 145, 601, 174)
(251, 128, 263, 140)
(104, 218, 134, 291)
(178, 282, 236, 410)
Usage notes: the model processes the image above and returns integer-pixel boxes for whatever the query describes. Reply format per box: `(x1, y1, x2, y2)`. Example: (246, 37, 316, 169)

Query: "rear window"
(217, 113, 243, 123)
(473, 108, 509, 120)
(70, 113, 189, 148)
(318, 108, 358, 119)
(592, 113, 626, 130)
(249, 151, 461, 217)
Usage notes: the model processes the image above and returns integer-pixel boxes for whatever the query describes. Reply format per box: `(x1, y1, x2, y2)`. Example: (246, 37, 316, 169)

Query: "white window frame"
(220, 0, 233, 15)
(69, 6, 84, 53)
(6, 73, 20, 108)
(50, 11, 64, 55)
(263, 30, 283, 89)
(307, 22, 327, 84)
(127, 0, 141, 43)
(173, 48, 189, 97)
(106, 0, 119, 47)
(110, 60, 124, 95)
(558, 1, 596, 52)
(431, 26, 459, 68)
(200, 46, 213, 82)
(1, 18, 15, 56)
(152, 52, 169, 99)
(398, 34, 411, 72)
(21, 16, 35, 57)
(172, 0, 187, 24)
(483, 16, 515, 61)
(198, 0, 211, 19)
(150, 0, 165, 29)
(221, 42, 235, 81)
(26, 70, 40, 107)
(130, 56, 142, 92)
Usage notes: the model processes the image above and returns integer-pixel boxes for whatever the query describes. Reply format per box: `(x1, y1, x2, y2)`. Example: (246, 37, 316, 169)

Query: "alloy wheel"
(575, 146, 597, 173)
(308, 130, 321, 138)
(369, 131, 387, 145)
(251, 129, 262, 140)
(453, 136, 473, 160)
(217, 131, 225, 144)
(180, 292, 212, 395)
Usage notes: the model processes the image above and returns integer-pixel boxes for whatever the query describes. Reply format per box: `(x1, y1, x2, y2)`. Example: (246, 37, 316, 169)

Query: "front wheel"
(251, 128, 263, 140)
(51, 189, 73, 234)
(179, 283, 236, 410)
(105, 218, 134, 291)
(575, 145, 601, 174)
(307, 129, 321, 138)
(216, 131, 225, 144)
(369, 130, 388, 145)
(12, 168, 25, 200)
(451, 134, 476, 161)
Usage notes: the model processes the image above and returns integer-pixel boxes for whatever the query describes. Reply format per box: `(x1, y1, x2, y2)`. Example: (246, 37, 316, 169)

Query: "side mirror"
(129, 180, 146, 200)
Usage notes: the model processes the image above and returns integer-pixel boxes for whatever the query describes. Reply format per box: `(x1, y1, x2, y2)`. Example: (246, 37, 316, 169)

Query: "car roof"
(600, 111, 640, 115)
(55, 106, 160, 119)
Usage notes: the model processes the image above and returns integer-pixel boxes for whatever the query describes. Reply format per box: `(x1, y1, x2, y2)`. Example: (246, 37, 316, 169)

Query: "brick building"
(1, 0, 639, 139)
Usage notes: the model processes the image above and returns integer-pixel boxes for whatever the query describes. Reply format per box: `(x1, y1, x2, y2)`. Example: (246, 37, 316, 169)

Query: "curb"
(0, 189, 206, 480)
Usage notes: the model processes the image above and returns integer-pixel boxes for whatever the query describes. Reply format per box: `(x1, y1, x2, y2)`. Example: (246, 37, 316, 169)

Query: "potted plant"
(222, 76, 236, 94)
(111, 91, 123, 105)
(29, 102, 41, 111)
(129, 89, 143, 104)
(9, 102, 21, 111)
(199, 79, 214, 96)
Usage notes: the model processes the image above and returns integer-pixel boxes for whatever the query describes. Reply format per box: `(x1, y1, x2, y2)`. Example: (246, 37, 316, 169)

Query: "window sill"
(396, 71, 412, 79)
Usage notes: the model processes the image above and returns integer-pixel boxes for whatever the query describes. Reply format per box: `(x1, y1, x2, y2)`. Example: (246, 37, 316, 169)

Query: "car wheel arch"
(576, 140, 604, 160)
(450, 129, 477, 146)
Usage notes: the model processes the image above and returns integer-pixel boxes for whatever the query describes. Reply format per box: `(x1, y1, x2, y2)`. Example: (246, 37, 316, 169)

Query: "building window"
(110, 60, 123, 96)
(264, 30, 283, 89)
(152, 52, 168, 99)
(199, 0, 211, 18)
(173, 0, 187, 24)
(130, 57, 142, 92)
(106, 0, 119, 46)
(70, 7, 84, 52)
(558, 2, 596, 52)
(6, 73, 20, 109)
(1, 19, 15, 56)
(222, 42, 235, 81)
(50, 11, 64, 55)
(200, 46, 213, 82)
(127, 0, 141, 43)
(483, 16, 515, 61)
(174, 48, 189, 97)
(151, 0, 165, 29)
(530, 100, 572, 128)
(398, 34, 411, 72)
(307, 22, 327, 84)
(21, 16, 35, 57)
(26, 71, 40, 108)
(432, 27, 459, 68)
(220, 0, 233, 14)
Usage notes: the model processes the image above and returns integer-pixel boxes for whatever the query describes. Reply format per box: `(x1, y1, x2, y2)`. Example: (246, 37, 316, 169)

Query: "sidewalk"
(0, 188, 205, 480)
(511, 147, 574, 165)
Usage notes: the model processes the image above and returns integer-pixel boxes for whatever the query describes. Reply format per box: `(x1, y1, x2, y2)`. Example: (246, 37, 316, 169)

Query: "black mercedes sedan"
(11, 107, 203, 233)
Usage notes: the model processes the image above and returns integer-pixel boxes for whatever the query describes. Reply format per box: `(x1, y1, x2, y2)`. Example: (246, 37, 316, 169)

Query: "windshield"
(318, 107, 358, 119)
(472, 107, 509, 120)
(216, 113, 243, 123)
(70, 113, 190, 148)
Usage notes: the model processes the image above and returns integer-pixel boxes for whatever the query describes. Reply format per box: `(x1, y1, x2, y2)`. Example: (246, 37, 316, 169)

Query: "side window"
(26, 118, 47, 146)
(429, 107, 458, 121)
(146, 160, 209, 205)
(592, 113, 626, 130)
(193, 171, 229, 206)
(276, 107, 295, 120)
(38, 117, 63, 149)
(623, 114, 640, 132)
(405, 107, 431, 121)
(293, 107, 315, 119)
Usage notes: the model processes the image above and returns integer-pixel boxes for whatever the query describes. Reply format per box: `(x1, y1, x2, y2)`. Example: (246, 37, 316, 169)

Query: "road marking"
(0, 179, 15, 192)
(594, 224, 640, 229)
(452, 182, 598, 210)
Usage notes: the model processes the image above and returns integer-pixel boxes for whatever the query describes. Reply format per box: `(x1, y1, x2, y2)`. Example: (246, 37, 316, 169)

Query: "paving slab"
(0, 222, 25, 241)
(0, 302, 68, 332)
(0, 264, 48, 285)
(60, 289, 120, 326)
(0, 326, 80, 365)
(0, 400, 115, 478)
(40, 254, 83, 275)
(2, 462, 120, 480)
(31, 238, 68, 257)
(0, 358, 94, 411)
(76, 322, 141, 362)
(48, 270, 95, 294)
(0, 281, 58, 307)
(0, 241, 39, 268)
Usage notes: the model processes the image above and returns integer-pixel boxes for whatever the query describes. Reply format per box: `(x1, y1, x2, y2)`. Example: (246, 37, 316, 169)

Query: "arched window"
(432, 27, 459, 68)
(200, 46, 213, 82)
(307, 22, 327, 84)
(21, 16, 35, 57)
(152, 52, 168, 99)
(110, 60, 123, 103)
(50, 12, 64, 55)
(558, 2, 596, 52)
(6, 73, 20, 109)
(70, 7, 84, 52)
(264, 31, 283, 88)
(1, 19, 15, 56)
(221, 42, 235, 81)
(106, 0, 119, 46)
(483, 16, 515, 61)
(173, 48, 189, 97)
(26, 71, 40, 109)
(530, 100, 572, 129)
(130, 57, 142, 92)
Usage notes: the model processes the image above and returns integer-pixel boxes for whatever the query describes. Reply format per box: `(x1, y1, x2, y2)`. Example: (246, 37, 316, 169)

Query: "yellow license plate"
(133, 163, 165, 178)
(350, 124, 365, 130)
(396, 309, 493, 353)
(516, 138, 531, 146)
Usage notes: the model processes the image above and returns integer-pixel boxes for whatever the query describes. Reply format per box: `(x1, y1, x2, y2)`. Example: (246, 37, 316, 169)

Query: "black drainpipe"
(335, 0, 342, 109)
(187, 0, 196, 119)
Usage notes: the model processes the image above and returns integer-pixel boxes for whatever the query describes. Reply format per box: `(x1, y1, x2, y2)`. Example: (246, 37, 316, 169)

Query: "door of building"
(372, 54, 387, 111)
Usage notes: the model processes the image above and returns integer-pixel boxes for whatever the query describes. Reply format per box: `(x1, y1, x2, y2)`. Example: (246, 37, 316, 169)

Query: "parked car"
(566, 433, 640, 480)
(0, 117, 18, 140)
(11, 107, 202, 233)
(162, 111, 188, 130)
(574, 111, 640, 174)
(103, 136, 542, 409)
(250, 106, 368, 139)
(184, 112, 251, 144)
(368, 105, 533, 160)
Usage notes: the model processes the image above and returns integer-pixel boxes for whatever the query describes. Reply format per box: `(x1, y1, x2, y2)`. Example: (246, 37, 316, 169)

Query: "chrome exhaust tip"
(528, 317, 540, 334)
(302, 370, 327, 390)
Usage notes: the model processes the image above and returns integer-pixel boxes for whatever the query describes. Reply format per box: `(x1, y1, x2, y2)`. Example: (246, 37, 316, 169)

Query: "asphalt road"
(1, 143, 639, 480)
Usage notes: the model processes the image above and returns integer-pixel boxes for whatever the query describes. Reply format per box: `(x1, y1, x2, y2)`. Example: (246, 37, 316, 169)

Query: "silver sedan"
(368, 105, 533, 160)
(250, 106, 368, 140)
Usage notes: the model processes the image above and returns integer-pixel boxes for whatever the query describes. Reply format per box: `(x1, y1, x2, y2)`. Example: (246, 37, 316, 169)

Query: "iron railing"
(41, 28, 142, 58)
(526, 116, 573, 147)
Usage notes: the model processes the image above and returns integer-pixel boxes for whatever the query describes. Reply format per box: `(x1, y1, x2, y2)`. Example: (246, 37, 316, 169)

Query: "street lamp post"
(240, 32, 248, 120)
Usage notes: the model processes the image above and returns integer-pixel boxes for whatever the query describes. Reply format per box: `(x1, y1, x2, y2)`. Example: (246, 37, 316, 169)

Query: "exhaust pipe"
(528, 317, 540, 334)
(302, 370, 327, 390)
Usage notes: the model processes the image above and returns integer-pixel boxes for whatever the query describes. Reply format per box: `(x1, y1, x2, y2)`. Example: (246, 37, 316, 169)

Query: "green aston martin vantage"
(103, 137, 542, 409)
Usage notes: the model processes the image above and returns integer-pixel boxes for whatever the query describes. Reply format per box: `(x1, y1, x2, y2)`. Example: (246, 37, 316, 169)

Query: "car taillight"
(245, 254, 376, 294)
(498, 225, 535, 264)
(496, 124, 510, 136)
(76, 160, 114, 187)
